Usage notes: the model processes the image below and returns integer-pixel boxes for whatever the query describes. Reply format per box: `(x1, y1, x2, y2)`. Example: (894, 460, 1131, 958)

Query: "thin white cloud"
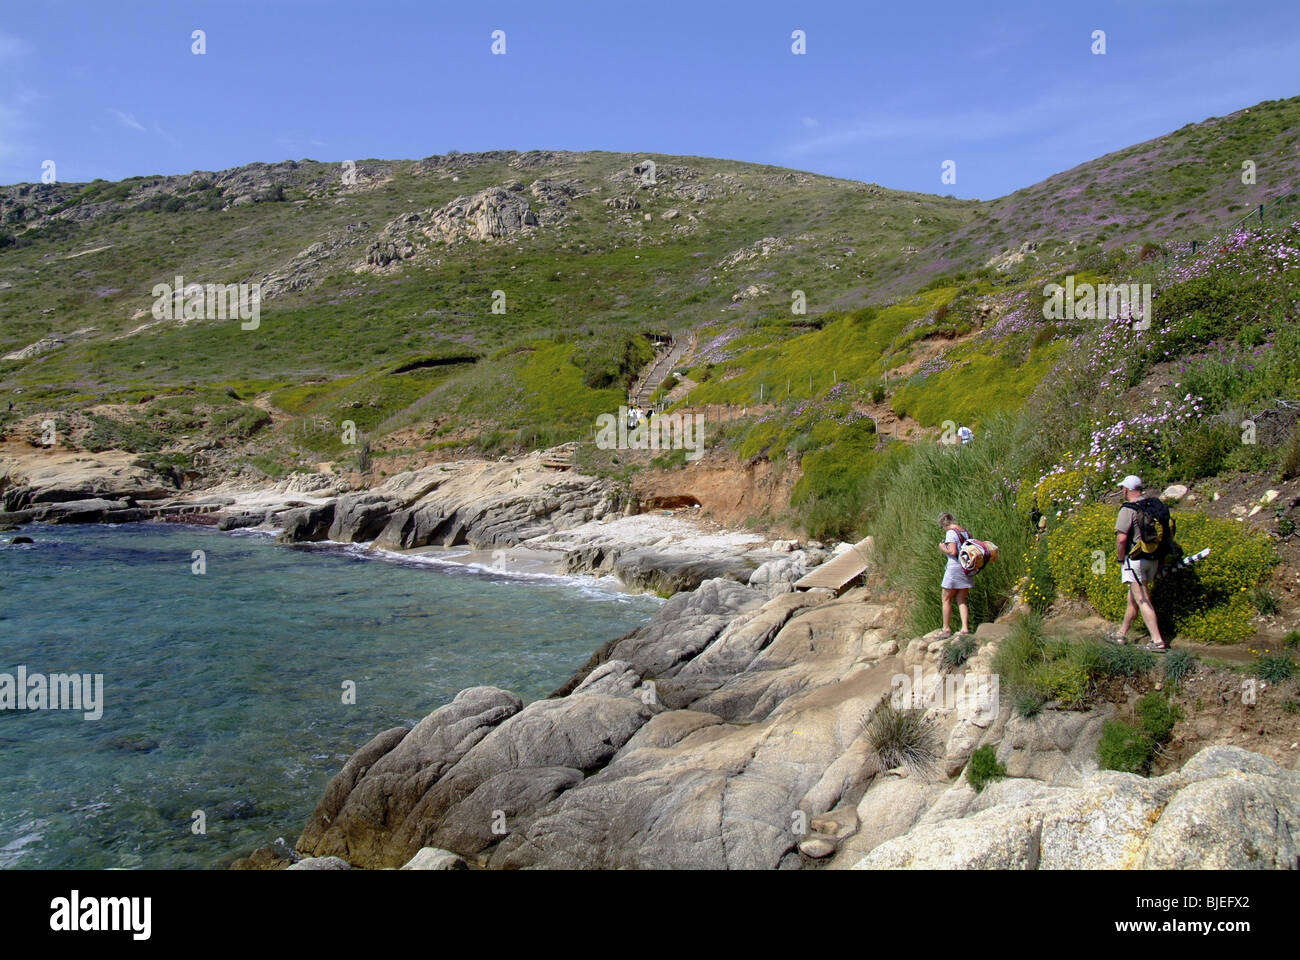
(800, 116, 818, 128)
(785, 96, 1071, 158)
(112, 109, 146, 132)
(152, 123, 180, 146)
(0, 31, 28, 63)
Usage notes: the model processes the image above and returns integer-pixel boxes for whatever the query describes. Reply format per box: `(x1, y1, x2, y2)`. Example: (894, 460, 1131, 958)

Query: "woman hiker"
(937, 512, 972, 638)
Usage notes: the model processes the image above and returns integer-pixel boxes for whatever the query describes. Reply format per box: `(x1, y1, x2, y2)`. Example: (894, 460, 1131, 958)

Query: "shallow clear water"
(0, 522, 660, 869)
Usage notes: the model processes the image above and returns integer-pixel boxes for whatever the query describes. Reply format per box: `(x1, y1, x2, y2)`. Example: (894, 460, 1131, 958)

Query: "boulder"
(611, 548, 758, 595)
(297, 687, 523, 866)
(36, 498, 150, 524)
(327, 492, 400, 543)
(852, 746, 1300, 870)
(747, 551, 808, 597)
(285, 856, 351, 870)
(277, 502, 336, 542)
(400, 847, 468, 870)
(217, 511, 266, 531)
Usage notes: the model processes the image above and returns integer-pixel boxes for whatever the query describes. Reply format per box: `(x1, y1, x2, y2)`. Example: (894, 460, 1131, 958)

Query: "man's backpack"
(1127, 497, 1175, 560)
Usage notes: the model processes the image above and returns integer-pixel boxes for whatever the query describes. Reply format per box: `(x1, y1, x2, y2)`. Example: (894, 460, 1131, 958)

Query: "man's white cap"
(1119, 475, 1143, 491)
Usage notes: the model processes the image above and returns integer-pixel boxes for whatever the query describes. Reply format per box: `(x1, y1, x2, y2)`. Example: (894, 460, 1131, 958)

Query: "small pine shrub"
(1253, 654, 1296, 684)
(1284, 630, 1300, 648)
(1066, 638, 1109, 678)
(967, 745, 1008, 793)
(1251, 586, 1279, 615)
(1135, 691, 1183, 742)
(1162, 650, 1198, 688)
(992, 612, 1046, 691)
(1012, 689, 1045, 718)
(1031, 659, 1090, 707)
(1097, 642, 1157, 679)
(1278, 421, 1300, 480)
(866, 703, 940, 775)
(941, 635, 978, 669)
(1098, 720, 1156, 774)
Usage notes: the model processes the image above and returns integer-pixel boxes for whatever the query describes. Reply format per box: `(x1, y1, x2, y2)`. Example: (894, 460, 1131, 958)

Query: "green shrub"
(1098, 720, 1156, 774)
(941, 635, 978, 669)
(1253, 654, 1295, 684)
(1279, 421, 1300, 480)
(1170, 422, 1238, 479)
(1031, 659, 1090, 707)
(1161, 650, 1198, 688)
(992, 612, 1044, 681)
(967, 745, 1008, 793)
(1284, 630, 1300, 648)
(1251, 586, 1279, 615)
(1135, 691, 1183, 741)
(1023, 536, 1055, 614)
(1012, 689, 1045, 718)
(1048, 504, 1276, 643)
(1096, 642, 1157, 679)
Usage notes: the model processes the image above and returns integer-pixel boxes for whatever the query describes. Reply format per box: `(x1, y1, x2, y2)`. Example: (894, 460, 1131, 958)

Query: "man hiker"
(1113, 475, 1169, 651)
(957, 424, 973, 445)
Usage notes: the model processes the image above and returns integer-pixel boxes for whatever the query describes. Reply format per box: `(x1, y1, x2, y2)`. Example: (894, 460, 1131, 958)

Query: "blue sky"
(1, 0, 1296, 198)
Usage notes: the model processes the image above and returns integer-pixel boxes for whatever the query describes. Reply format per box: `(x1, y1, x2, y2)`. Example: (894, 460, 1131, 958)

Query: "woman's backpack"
(952, 527, 999, 574)
(959, 538, 999, 574)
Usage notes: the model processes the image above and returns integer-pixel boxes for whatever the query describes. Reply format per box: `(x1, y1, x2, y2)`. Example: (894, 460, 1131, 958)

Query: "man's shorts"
(1122, 557, 1158, 585)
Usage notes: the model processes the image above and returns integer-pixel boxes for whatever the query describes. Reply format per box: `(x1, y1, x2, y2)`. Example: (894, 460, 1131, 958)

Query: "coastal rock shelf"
(283, 575, 1300, 870)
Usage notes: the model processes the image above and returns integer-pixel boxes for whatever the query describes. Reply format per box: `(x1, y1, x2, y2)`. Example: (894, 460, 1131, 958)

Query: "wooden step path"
(631, 336, 690, 408)
(794, 536, 874, 594)
(540, 442, 576, 470)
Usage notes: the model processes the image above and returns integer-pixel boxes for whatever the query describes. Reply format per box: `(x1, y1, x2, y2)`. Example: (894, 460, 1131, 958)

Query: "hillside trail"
(630, 332, 694, 408)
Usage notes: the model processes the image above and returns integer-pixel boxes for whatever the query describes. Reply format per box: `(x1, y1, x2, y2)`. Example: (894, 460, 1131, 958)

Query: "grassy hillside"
(3, 98, 1300, 654)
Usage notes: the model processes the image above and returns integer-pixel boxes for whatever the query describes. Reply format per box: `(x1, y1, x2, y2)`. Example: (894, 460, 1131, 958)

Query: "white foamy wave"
(0, 818, 47, 868)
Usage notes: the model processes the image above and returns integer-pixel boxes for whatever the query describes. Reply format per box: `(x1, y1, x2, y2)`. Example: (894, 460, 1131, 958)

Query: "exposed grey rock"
(747, 551, 808, 597)
(677, 590, 822, 679)
(425, 766, 585, 855)
(423, 187, 539, 243)
(853, 746, 1300, 870)
(606, 578, 766, 677)
(995, 705, 1115, 784)
(36, 498, 150, 524)
(371, 460, 615, 551)
(611, 548, 758, 596)
(217, 511, 266, 531)
(285, 856, 351, 870)
(400, 847, 468, 870)
(277, 502, 336, 542)
(297, 687, 522, 867)
(799, 837, 836, 858)
(327, 491, 400, 543)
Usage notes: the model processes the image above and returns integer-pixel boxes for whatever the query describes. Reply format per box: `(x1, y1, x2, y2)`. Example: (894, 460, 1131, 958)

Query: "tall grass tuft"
(865, 415, 1036, 634)
(866, 703, 940, 776)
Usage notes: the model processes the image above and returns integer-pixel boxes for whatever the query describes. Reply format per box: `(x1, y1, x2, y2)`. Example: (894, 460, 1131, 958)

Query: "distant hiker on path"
(937, 512, 972, 638)
(958, 424, 973, 445)
(1113, 475, 1169, 651)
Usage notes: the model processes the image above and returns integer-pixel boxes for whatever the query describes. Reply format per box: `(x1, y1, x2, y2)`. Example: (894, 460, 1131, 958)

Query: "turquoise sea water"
(0, 522, 660, 869)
